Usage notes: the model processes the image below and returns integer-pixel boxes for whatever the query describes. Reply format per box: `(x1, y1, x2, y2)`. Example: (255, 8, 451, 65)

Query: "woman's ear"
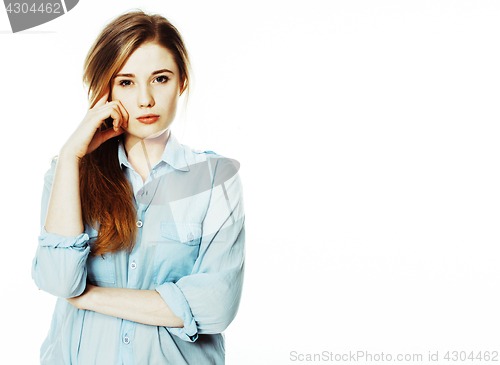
(179, 79, 186, 96)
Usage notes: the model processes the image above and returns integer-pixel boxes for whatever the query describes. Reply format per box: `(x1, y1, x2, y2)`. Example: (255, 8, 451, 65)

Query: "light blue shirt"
(32, 132, 245, 365)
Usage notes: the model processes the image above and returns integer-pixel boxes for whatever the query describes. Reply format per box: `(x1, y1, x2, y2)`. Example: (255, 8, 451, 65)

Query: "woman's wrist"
(59, 144, 83, 163)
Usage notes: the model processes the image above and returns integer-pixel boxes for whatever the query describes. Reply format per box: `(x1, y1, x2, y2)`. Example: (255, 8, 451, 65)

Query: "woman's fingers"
(95, 90, 109, 108)
(100, 124, 125, 143)
(108, 106, 123, 131)
(108, 103, 127, 130)
(102, 102, 129, 132)
(69, 96, 128, 157)
(115, 101, 129, 129)
(106, 100, 129, 130)
(86, 121, 124, 153)
(91, 102, 124, 131)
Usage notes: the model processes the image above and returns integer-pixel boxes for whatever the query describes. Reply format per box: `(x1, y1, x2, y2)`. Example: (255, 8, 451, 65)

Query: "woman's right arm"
(46, 92, 128, 236)
(32, 93, 128, 298)
(44, 151, 85, 236)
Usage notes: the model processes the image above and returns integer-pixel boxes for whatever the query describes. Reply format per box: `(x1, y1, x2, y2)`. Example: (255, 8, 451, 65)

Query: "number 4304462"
(6, 3, 61, 14)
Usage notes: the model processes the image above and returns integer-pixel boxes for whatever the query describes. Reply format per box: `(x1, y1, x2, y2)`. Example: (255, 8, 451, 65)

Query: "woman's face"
(111, 42, 181, 141)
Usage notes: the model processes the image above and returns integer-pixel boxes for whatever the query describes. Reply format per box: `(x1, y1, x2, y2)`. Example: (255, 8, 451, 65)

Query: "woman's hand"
(61, 91, 129, 159)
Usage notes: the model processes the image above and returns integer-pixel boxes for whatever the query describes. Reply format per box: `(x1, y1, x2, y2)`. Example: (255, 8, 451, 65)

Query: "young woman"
(31, 10, 245, 365)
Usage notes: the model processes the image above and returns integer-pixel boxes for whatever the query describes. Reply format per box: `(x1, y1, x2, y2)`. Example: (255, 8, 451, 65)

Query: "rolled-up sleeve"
(155, 157, 245, 342)
(31, 158, 90, 298)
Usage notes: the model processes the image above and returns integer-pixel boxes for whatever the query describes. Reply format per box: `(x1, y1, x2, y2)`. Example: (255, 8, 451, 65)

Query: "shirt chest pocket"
(154, 221, 202, 284)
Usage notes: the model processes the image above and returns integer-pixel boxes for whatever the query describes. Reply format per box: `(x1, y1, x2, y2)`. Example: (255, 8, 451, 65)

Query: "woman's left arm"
(68, 157, 245, 335)
(154, 157, 245, 342)
(67, 285, 184, 327)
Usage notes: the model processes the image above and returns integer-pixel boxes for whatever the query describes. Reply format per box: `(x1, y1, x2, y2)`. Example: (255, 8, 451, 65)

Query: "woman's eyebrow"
(152, 69, 174, 75)
(114, 69, 174, 78)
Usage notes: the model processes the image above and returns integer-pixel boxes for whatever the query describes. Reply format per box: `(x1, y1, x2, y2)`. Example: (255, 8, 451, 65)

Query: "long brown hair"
(80, 10, 191, 256)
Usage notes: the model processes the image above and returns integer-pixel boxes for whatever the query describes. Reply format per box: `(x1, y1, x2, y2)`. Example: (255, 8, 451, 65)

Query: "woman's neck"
(123, 129, 170, 183)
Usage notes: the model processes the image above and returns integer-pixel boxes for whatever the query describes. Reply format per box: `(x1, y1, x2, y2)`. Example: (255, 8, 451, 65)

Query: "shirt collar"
(159, 131, 190, 171)
(118, 131, 190, 172)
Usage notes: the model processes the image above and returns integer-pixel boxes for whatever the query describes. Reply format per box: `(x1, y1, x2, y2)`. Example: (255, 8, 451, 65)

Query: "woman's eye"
(119, 80, 132, 87)
(155, 76, 169, 83)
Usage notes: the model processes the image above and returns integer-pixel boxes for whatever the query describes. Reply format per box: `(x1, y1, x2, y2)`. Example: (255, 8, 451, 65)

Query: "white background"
(1, 1, 499, 364)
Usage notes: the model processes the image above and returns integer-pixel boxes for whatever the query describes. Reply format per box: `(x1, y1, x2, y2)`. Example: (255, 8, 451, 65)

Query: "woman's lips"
(137, 115, 159, 124)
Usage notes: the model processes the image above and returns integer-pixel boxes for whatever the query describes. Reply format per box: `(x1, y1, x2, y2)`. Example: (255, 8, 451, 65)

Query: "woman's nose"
(138, 86, 155, 108)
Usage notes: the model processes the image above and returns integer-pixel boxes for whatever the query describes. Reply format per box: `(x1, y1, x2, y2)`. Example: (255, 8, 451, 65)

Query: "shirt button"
(136, 220, 143, 228)
(138, 188, 144, 196)
(187, 233, 194, 242)
(123, 336, 130, 345)
(130, 262, 137, 270)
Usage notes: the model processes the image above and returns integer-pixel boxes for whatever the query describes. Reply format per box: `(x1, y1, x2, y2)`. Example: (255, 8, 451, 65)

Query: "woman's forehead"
(119, 43, 178, 74)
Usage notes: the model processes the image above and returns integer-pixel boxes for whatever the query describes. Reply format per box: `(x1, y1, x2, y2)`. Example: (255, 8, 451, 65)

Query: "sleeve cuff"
(155, 282, 198, 342)
(38, 226, 89, 249)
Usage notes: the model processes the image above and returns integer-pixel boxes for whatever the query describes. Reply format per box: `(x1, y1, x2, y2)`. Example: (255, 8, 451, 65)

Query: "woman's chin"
(144, 127, 169, 140)
(123, 127, 170, 142)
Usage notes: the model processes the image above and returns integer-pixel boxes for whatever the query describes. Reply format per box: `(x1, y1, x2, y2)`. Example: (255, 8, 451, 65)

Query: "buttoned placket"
(117, 143, 176, 365)
(119, 165, 162, 365)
